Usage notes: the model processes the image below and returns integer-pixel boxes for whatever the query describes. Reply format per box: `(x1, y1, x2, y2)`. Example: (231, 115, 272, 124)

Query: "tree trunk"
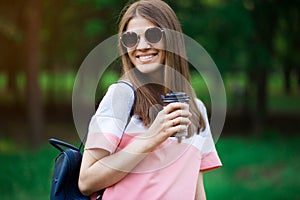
(24, 0, 44, 147)
(297, 68, 300, 90)
(254, 68, 267, 133)
(283, 65, 292, 94)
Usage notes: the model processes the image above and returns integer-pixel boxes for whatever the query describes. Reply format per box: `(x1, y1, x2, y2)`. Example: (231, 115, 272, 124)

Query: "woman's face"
(124, 16, 165, 74)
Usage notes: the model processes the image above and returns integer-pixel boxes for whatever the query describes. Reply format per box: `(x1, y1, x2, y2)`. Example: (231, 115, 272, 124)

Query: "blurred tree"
(275, 1, 300, 93)
(1, 0, 299, 144)
(41, 0, 128, 102)
(0, 0, 24, 103)
(245, 0, 279, 132)
(168, 0, 256, 121)
(23, 0, 44, 147)
(0, 0, 128, 145)
(168, 0, 300, 132)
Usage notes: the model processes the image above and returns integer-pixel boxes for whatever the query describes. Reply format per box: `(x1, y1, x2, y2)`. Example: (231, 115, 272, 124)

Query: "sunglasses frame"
(120, 27, 164, 48)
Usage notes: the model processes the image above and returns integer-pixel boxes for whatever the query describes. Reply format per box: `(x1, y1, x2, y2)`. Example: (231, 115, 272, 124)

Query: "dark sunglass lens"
(122, 32, 138, 48)
(145, 27, 163, 43)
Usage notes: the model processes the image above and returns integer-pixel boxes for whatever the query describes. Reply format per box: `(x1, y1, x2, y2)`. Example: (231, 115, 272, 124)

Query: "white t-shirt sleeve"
(195, 99, 222, 171)
(85, 82, 135, 153)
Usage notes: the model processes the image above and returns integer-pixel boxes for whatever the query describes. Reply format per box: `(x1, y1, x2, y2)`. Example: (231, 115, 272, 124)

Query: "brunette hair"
(118, 0, 205, 135)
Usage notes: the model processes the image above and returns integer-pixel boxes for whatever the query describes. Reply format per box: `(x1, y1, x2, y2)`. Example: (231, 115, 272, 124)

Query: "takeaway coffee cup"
(161, 92, 190, 140)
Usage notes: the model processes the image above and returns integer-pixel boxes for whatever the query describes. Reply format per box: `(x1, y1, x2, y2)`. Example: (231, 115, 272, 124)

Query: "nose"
(136, 36, 151, 50)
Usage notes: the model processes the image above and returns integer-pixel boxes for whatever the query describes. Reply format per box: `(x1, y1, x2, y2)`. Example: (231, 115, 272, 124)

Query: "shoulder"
(95, 81, 135, 115)
(105, 81, 135, 101)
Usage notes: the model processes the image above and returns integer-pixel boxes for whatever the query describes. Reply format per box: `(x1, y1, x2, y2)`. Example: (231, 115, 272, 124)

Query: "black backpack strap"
(114, 80, 136, 116)
(112, 81, 136, 153)
(49, 138, 80, 152)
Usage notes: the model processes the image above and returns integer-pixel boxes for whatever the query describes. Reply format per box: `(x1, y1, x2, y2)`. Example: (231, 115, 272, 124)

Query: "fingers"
(164, 103, 191, 119)
(146, 102, 191, 144)
(167, 109, 191, 120)
(163, 102, 189, 114)
(162, 103, 191, 139)
(167, 117, 191, 128)
(165, 124, 189, 136)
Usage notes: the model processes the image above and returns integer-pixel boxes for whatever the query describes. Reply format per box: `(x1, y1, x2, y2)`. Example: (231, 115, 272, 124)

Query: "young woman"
(79, 0, 222, 199)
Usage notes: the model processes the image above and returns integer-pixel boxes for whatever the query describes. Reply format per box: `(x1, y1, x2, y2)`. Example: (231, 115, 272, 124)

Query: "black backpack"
(49, 138, 105, 200)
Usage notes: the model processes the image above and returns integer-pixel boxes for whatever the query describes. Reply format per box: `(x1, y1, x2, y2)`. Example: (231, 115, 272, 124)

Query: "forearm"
(195, 172, 206, 200)
(79, 137, 151, 196)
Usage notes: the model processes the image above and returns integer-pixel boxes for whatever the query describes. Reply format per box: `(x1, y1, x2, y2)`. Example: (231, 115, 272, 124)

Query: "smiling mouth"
(136, 53, 158, 62)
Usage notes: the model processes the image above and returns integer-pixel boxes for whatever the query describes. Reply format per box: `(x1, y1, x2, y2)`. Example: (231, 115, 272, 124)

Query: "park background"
(0, 0, 300, 199)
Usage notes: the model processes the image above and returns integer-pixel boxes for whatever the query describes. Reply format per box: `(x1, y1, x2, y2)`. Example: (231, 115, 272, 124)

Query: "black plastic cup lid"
(161, 92, 190, 103)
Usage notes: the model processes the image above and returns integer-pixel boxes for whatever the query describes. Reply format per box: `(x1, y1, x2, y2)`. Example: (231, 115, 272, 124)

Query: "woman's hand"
(143, 102, 192, 149)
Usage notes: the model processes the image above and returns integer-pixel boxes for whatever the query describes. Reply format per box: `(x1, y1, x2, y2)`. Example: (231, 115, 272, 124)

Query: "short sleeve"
(85, 82, 135, 153)
(195, 99, 222, 172)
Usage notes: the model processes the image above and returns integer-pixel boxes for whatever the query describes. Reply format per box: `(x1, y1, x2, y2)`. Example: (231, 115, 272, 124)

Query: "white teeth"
(139, 55, 154, 61)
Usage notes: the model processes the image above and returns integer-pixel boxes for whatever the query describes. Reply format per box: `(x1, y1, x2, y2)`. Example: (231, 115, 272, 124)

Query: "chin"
(136, 63, 162, 74)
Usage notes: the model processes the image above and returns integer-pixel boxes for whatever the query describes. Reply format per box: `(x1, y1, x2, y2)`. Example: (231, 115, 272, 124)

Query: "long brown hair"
(118, 0, 205, 135)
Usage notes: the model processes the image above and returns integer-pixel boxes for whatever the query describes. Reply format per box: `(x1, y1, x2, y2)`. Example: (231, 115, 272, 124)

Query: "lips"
(136, 53, 158, 63)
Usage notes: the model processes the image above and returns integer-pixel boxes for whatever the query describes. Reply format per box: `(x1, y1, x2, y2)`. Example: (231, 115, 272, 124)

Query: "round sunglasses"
(120, 27, 164, 48)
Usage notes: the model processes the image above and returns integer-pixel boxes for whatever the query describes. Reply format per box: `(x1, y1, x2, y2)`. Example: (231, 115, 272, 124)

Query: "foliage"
(1, 0, 300, 145)
(170, 0, 255, 73)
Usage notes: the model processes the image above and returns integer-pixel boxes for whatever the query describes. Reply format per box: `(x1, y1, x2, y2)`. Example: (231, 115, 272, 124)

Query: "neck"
(148, 66, 164, 84)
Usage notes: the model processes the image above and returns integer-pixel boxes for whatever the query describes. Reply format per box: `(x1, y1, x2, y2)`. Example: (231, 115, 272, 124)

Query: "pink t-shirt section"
(85, 83, 222, 200)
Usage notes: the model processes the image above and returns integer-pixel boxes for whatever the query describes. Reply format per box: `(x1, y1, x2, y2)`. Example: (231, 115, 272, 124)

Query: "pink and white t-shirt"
(85, 82, 222, 200)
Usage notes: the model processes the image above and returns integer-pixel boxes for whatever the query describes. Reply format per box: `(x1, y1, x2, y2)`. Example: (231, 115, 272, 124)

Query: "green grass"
(0, 133, 299, 199)
(0, 144, 54, 199)
(205, 135, 300, 200)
